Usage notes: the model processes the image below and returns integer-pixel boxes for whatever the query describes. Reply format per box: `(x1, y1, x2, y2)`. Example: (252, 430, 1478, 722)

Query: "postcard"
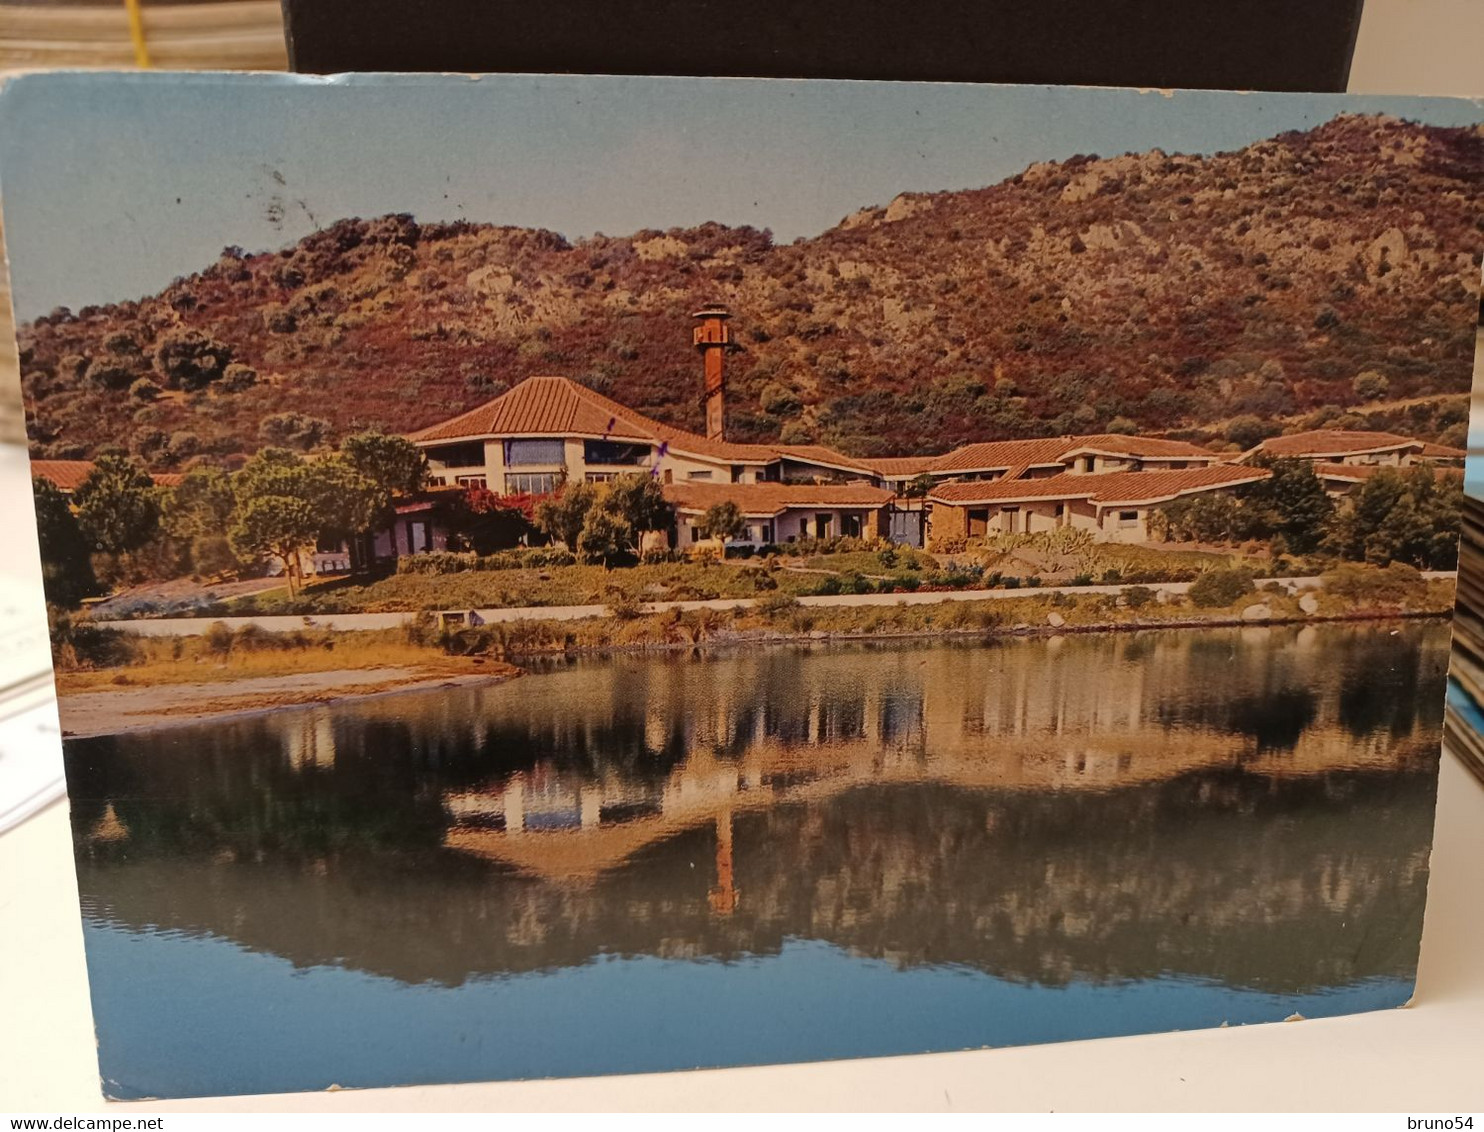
(0, 73, 1479, 1100)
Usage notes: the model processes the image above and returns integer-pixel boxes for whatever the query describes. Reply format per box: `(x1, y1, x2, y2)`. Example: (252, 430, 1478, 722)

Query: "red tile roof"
(407, 376, 871, 472)
(857, 456, 942, 477)
(929, 433, 1214, 475)
(1056, 434, 1219, 460)
(1314, 461, 1463, 483)
(928, 465, 1268, 507)
(31, 459, 181, 492)
(664, 480, 895, 517)
(1420, 441, 1468, 459)
(1252, 429, 1422, 459)
(772, 444, 873, 474)
(929, 437, 1078, 475)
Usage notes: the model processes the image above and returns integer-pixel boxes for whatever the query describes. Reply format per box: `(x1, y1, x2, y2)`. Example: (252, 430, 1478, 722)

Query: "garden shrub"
(1187, 567, 1256, 608)
(1122, 585, 1156, 610)
(756, 593, 802, 617)
(1322, 562, 1425, 604)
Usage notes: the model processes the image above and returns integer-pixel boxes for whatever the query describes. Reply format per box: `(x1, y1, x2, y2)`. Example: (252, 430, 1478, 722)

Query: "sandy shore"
(57, 665, 520, 739)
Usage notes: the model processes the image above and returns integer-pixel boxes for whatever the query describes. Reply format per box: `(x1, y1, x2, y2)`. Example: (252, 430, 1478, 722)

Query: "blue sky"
(0, 72, 1479, 320)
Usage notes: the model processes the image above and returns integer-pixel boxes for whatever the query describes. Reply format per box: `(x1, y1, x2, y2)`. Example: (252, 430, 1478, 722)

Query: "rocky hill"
(15, 113, 1483, 465)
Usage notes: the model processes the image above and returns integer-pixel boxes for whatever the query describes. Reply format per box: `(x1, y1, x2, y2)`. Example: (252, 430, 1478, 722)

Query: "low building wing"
(928, 464, 1269, 508)
(664, 480, 896, 517)
(1247, 429, 1422, 461)
(857, 456, 942, 478)
(929, 437, 1078, 477)
(31, 459, 182, 494)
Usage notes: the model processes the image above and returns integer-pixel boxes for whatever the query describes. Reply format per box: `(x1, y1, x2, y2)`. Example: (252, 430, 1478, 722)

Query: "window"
(686, 470, 714, 481)
(967, 509, 989, 537)
(584, 472, 619, 484)
(425, 441, 485, 469)
(1001, 506, 1020, 533)
(1118, 510, 1139, 527)
(815, 514, 833, 539)
(504, 438, 566, 467)
(505, 472, 558, 495)
(842, 514, 862, 538)
(799, 517, 809, 538)
(1082, 456, 1096, 473)
(687, 525, 699, 544)
(455, 475, 488, 491)
(584, 439, 650, 466)
(407, 521, 430, 554)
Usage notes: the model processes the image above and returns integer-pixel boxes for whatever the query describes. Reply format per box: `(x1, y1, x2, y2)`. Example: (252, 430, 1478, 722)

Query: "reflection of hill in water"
(67, 624, 1446, 995)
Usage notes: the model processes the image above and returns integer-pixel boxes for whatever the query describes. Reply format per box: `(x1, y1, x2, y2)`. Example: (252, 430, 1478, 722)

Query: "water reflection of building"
(284, 709, 337, 769)
(438, 626, 1446, 884)
(67, 624, 1446, 994)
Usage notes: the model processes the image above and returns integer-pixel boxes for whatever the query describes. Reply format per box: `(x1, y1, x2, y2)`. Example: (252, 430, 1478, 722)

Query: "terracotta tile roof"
(664, 480, 895, 517)
(1314, 461, 1463, 483)
(1056, 434, 1219, 460)
(406, 375, 884, 473)
(857, 456, 942, 477)
(929, 437, 1077, 475)
(772, 444, 873, 474)
(31, 459, 181, 492)
(30, 460, 101, 491)
(929, 432, 1215, 476)
(928, 465, 1268, 507)
(407, 376, 773, 463)
(1252, 429, 1422, 459)
(1420, 441, 1468, 459)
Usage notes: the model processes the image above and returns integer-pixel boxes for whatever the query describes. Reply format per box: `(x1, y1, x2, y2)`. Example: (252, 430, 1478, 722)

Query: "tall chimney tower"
(693, 303, 732, 441)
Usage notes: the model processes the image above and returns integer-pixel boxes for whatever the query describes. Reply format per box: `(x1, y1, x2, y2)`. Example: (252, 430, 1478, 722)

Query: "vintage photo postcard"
(1, 73, 1480, 1100)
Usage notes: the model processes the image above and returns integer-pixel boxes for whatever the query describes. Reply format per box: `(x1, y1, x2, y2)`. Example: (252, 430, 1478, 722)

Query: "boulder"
(1046, 611, 1066, 628)
(1298, 593, 1320, 615)
(1241, 603, 1272, 621)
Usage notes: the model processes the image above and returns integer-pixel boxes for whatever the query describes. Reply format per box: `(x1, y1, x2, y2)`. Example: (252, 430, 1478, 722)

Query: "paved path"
(94, 572, 1455, 637)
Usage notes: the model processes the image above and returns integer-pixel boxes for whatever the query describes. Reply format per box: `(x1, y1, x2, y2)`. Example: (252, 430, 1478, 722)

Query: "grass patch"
(53, 623, 500, 693)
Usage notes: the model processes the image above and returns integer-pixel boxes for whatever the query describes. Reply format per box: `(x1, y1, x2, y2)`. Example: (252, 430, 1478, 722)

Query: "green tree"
(73, 454, 161, 555)
(1157, 492, 1258, 544)
(162, 466, 236, 540)
(229, 493, 319, 595)
(152, 329, 233, 392)
(759, 382, 802, 417)
(1225, 415, 1281, 451)
(163, 466, 241, 578)
(566, 474, 676, 563)
(1247, 458, 1334, 554)
(901, 473, 937, 499)
(700, 500, 747, 546)
(1324, 465, 1461, 569)
(575, 506, 631, 566)
(259, 411, 332, 452)
(533, 480, 598, 549)
(598, 474, 675, 546)
(32, 478, 97, 607)
(340, 431, 429, 500)
(1352, 370, 1390, 401)
(229, 449, 380, 593)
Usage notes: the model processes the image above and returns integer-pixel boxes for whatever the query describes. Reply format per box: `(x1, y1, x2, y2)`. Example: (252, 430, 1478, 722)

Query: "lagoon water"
(64, 622, 1448, 1099)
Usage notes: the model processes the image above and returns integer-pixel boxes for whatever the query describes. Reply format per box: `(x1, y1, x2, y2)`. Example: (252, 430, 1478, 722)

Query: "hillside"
(15, 113, 1483, 465)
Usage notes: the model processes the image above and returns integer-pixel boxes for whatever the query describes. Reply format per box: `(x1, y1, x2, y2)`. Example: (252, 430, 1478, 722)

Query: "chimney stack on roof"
(693, 303, 731, 442)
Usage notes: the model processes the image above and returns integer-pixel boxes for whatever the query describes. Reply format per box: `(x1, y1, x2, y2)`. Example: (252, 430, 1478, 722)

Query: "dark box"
(281, 0, 1365, 92)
